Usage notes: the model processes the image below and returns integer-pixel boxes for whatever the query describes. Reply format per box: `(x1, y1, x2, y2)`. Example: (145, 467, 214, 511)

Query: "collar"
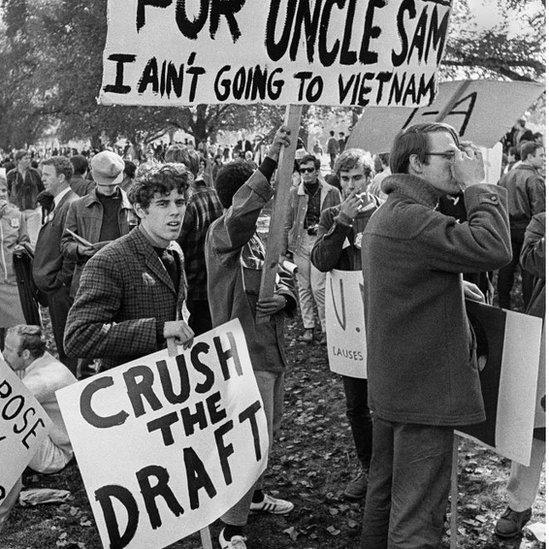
(87, 187, 132, 209)
(53, 186, 72, 210)
(297, 176, 329, 196)
(381, 174, 442, 208)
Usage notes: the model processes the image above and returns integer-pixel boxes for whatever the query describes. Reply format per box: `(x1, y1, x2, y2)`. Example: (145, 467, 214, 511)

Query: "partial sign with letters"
(100, 0, 453, 107)
(457, 301, 544, 466)
(57, 320, 268, 549)
(325, 270, 367, 379)
(0, 353, 52, 504)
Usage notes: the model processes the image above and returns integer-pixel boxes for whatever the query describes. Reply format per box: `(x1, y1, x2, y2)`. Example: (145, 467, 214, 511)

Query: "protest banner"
(325, 270, 367, 379)
(0, 352, 52, 504)
(99, 0, 453, 107)
(56, 320, 269, 549)
(347, 79, 545, 152)
(457, 301, 544, 466)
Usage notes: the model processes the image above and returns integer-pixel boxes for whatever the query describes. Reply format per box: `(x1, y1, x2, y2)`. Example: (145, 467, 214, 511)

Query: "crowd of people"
(0, 117, 544, 548)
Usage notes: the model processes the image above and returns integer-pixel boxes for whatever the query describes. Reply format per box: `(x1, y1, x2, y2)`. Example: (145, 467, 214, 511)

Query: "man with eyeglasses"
(360, 122, 512, 548)
(283, 154, 340, 343)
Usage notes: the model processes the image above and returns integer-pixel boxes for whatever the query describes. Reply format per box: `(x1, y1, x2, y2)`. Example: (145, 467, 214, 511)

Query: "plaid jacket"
(64, 226, 187, 371)
(177, 187, 223, 301)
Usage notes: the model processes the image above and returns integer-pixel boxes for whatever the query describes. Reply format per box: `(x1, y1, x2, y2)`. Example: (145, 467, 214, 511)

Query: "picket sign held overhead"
(0, 352, 52, 505)
(99, 0, 453, 107)
(347, 80, 545, 153)
(57, 320, 269, 549)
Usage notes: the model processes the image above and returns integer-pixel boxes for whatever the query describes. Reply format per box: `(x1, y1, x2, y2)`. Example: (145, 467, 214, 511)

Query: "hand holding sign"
(266, 126, 291, 163)
(163, 320, 194, 349)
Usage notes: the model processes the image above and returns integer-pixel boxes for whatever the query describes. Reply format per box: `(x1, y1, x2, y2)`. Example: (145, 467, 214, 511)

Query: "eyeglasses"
(299, 167, 316, 174)
(425, 152, 456, 161)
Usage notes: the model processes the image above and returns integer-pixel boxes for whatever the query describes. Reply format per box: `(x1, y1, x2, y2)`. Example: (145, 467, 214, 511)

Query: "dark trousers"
(187, 299, 213, 337)
(47, 285, 77, 375)
(342, 376, 373, 469)
(497, 228, 533, 310)
(360, 417, 453, 549)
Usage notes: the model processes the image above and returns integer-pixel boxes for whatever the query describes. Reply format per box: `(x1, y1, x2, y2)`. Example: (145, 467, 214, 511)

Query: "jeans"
(221, 370, 285, 526)
(294, 234, 326, 331)
(497, 228, 533, 310)
(342, 376, 372, 469)
(361, 417, 453, 548)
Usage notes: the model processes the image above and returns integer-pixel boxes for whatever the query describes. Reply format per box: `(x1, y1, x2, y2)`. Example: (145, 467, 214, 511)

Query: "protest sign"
(57, 320, 268, 549)
(100, 0, 453, 107)
(0, 352, 52, 504)
(325, 270, 367, 379)
(457, 301, 543, 466)
(347, 79, 545, 152)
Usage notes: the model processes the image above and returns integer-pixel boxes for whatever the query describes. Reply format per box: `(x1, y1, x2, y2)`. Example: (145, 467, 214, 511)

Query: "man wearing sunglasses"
(360, 122, 512, 548)
(283, 154, 340, 343)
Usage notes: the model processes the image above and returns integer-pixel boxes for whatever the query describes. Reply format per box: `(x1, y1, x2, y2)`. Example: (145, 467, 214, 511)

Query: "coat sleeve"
(60, 201, 80, 262)
(64, 254, 157, 361)
(17, 211, 30, 245)
(528, 176, 546, 216)
(520, 213, 545, 279)
(54, 201, 76, 287)
(415, 185, 513, 273)
(311, 207, 350, 272)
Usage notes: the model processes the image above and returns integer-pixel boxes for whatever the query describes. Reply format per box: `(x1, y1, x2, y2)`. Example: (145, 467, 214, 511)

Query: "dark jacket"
(311, 201, 380, 272)
(362, 175, 512, 426)
(7, 168, 44, 210)
(32, 189, 78, 292)
(205, 164, 297, 372)
(64, 226, 187, 371)
(520, 212, 545, 319)
(498, 164, 545, 231)
(60, 188, 135, 297)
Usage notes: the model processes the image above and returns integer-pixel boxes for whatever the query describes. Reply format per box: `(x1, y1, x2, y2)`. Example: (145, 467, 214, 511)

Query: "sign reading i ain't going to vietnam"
(100, 0, 453, 107)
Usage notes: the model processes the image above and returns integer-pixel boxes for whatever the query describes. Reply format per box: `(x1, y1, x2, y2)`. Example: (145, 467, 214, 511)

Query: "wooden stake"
(450, 435, 459, 549)
(256, 104, 303, 324)
(166, 338, 214, 549)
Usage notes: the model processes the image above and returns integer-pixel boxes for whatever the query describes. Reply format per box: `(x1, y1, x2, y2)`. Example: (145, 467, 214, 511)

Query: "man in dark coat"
(7, 150, 44, 211)
(64, 164, 194, 371)
(32, 156, 78, 373)
(360, 122, 512, 548)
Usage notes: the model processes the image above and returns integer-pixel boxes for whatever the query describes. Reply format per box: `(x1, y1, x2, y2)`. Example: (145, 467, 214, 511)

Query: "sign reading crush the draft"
(325, 270, 367, 379)
(56, 320, 268, 549)
(100, 0, 453, 107)
(0, 353, 52, 504)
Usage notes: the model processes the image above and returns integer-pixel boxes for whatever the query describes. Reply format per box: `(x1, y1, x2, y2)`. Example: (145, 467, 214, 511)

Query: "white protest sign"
(347, 80, 545, 152)
(57, 319, 268, 549)
(325, 270, 367, 379)
(0, 353, 52, 503)
(480, 142, 503, 186)
(457, 302, 543, 466)
(100, 0, 453, 107)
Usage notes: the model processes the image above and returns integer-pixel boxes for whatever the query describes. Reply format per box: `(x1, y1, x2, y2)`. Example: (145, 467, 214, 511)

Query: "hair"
(329, 130, 335, 136)
(128, 163, 191, 208)
(520, 141, 543, 161)
(297, 154, 321, 171)
(390, 122, 459, 174)
(42, 156, 74, 181)
(164, 144, 200, 177)
(7, 325, 47, 359)
(214, 160, 254, 208)
(533, 132, 543, 141)
(70, 155, 88, 176)
(124, 160, 137, 179)
(15, 149, 28, 161)
(334, 148, 373, 179)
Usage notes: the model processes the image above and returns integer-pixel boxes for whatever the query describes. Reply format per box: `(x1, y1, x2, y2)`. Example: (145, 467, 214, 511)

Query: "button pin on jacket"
(142, 272, 156, 286)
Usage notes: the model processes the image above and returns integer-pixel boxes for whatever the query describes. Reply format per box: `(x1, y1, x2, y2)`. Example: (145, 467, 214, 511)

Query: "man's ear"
(133, 203, 147, 220)
(408, 154, 424, 175)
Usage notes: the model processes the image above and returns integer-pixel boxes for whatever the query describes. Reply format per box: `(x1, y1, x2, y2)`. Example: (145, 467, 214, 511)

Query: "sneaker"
(494, 507, 532, 539)
(344, 469, 369, 500)
(298, 328, 314, 343)
(250, 493, 294, 514)
(219, 528, 247, 549)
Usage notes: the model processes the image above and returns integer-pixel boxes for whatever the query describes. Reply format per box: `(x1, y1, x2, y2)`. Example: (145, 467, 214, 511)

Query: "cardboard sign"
(57, 320, 268, 549)
(100, 0, 453, 107)
(325, 270, 367, 379)
(0, 353, 52, 503)
(347, 80, 545, 152)
(457, 302, 543, 466)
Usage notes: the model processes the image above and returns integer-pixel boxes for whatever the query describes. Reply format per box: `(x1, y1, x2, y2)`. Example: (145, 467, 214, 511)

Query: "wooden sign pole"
(167, 338, 214, 549)
(256, 104, 303, 323)
(450, 435, 459, 549)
